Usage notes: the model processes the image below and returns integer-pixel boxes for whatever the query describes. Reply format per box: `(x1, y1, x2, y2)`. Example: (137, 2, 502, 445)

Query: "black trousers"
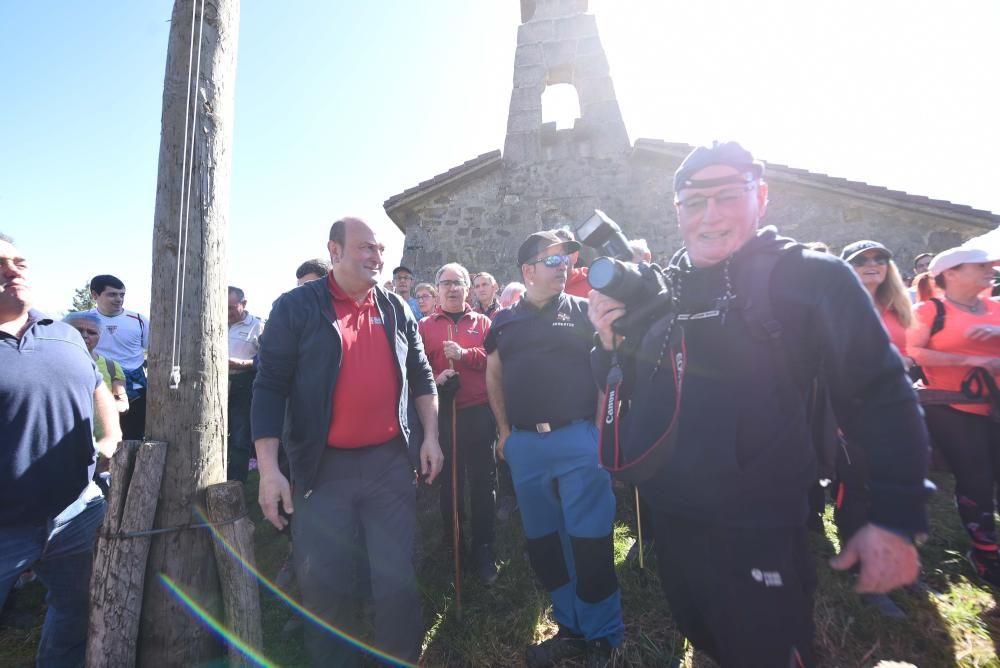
(119, 389, 146, 440)
(227, 372, 255, 482)
(925, 405, 1000, 551)
(439, 403, 497, 548)
(292, 439, 421, 667)
(652, 514, 816, 667)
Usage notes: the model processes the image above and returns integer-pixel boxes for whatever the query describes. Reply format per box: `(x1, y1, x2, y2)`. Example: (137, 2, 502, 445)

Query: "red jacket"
(418, 306, 491, 409)
(565, 266, 590, 299)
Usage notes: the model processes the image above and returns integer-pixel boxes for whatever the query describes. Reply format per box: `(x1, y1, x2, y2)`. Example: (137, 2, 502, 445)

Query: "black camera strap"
(599, 317, 685, 483)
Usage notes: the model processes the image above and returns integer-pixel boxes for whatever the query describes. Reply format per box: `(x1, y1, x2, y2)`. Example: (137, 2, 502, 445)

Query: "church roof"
(383, 150, 502, 228)
(633, 138, 1000, 227)
(383, 139, 999, 231)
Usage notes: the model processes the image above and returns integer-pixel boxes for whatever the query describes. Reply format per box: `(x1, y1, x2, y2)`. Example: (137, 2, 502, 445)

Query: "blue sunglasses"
(533, 254, 571, 268)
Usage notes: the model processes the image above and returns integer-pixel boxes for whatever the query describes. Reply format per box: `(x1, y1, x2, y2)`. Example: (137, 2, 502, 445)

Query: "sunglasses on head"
(532, 254, 571, 268)
(849, 254, 890, 267)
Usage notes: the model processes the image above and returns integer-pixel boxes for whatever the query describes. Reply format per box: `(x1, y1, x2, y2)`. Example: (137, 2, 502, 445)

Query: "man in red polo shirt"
(252, 217, 442, 667)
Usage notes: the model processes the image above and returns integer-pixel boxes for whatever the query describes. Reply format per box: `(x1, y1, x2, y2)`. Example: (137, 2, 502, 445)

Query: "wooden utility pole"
(138, 0, 240, 664)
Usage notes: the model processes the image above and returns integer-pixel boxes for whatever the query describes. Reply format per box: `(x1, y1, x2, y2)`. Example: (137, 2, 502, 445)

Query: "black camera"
(574, 210, 633, 262)
(573, 210, 673, 335)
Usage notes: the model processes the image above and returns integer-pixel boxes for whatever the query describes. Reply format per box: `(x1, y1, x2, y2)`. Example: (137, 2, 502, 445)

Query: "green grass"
(4, 472, 1000, 666)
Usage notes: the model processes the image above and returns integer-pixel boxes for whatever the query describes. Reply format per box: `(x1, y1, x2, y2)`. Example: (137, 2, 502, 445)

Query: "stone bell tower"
(503, 0, 630, 164)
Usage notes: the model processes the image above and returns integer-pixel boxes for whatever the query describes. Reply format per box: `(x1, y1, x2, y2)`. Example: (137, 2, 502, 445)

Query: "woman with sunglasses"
(413, 282, 437, 319)
(841, 241, 913, 367)
(909, 246, 1000, 585)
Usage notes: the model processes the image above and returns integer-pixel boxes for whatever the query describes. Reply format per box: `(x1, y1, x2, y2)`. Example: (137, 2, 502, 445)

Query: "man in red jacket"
(554, 229, 590, 298)
(419, 262, 499, 585)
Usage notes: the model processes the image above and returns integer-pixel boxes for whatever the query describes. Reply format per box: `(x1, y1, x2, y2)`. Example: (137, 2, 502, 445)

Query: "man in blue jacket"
(252, 217, 443, 667)
(588, 143, 930, 667)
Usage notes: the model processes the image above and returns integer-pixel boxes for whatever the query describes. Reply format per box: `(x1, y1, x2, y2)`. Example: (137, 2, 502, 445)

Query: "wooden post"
(206, 481, 263, 667)
(87, 441, 168, 667)
(138, 0, 241, 664)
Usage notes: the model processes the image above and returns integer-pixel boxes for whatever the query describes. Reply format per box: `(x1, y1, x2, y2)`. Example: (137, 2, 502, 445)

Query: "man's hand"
(588, 290, 627, 351)
(443, 340, 463, 361)
(829, 523, 919, 593)
(258, 470, 293, 531)
(420, 436, 444, 484)
(94, 436, 119, 460)
(436, 368, 458, 385)
(496, 427, 511, 461)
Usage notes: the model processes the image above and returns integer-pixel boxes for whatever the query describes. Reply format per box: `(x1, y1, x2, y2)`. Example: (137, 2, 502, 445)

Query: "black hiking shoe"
(475, 543, 499, 586)
(860, 593, 906, 619)
(525, 627, 586, 667)
(584, 637, 620, 668)
(968, 550, 1000, 587)
(496, 495, 519, 522)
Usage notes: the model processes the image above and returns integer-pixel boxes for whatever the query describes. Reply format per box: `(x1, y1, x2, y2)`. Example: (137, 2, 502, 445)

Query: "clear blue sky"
(2, 1, 997, 317)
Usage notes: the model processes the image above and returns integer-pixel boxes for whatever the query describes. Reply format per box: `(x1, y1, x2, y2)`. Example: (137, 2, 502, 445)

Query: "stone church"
(383, 0, 998, 285)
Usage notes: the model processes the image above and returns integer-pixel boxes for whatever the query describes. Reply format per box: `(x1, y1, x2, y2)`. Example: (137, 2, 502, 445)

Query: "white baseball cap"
(929, 246, 1000, 277)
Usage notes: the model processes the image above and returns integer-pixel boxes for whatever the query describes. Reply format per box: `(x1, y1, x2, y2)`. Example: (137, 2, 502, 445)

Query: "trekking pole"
(448, 327, 462, 621)
(634, 487, 645, 570)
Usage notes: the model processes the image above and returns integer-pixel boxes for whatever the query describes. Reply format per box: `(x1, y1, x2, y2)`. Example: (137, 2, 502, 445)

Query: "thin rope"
(169, 0, 207, 390)
(100, 513, 247, 540)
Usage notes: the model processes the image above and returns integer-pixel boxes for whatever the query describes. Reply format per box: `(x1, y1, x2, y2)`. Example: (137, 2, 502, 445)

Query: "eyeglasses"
(437, 279, 467, 288)
(675, 183, 756, 217)
(415, 293, 435, 300)
(849, 254, 890, 267)
(532, 254, 571, 268)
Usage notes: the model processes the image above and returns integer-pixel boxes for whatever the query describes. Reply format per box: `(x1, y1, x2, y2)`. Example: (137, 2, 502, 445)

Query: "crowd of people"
(2, 140, 1000, 667)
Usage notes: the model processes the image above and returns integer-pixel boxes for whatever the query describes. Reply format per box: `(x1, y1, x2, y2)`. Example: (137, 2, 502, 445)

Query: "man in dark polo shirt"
(0, 233, 121, 666)
(485, 230, 623, 667)
(252, 217, 442, 667)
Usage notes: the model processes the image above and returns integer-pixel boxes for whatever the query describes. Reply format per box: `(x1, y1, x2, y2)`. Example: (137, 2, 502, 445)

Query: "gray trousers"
(292, 437, 421, 667)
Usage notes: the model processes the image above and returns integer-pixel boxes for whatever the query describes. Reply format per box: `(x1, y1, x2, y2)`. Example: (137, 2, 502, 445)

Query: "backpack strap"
(739, 242, 808, 388)
(929, 298, 946, 337)
(738, 244, 839, 472)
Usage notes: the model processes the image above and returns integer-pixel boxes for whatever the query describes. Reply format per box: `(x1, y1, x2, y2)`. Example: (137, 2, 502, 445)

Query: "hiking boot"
(475, 543, 499, 586)
(13, 570, 36, 590)
(496, 495, 518, 522)
(525, 627, 586, 667)
(967, 550, 1000, 587)
(625, 538, 655, 569)
(860, 593, 906, 619)
(584, 637, 620, 668)
(905, 576, 938, 596)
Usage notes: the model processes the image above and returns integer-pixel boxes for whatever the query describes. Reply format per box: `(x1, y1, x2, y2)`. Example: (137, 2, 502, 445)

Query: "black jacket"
(592, 228, 930, 534)
(251, 278, 436, 493)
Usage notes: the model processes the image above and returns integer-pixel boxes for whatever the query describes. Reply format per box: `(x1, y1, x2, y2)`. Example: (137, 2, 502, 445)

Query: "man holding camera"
(588, 142, 930, 666)
(485, 230, 623, 667)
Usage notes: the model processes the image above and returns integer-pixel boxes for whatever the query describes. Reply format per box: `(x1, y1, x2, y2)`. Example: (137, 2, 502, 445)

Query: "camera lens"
(588, 257, 621, 291)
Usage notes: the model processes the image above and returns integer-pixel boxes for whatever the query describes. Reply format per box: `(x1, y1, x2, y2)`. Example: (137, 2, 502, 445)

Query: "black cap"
(392, 265, 414, 276)
(840, 240, 892, 262)
(516, 230, 581, 267)
(673, 141, 764, 192)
